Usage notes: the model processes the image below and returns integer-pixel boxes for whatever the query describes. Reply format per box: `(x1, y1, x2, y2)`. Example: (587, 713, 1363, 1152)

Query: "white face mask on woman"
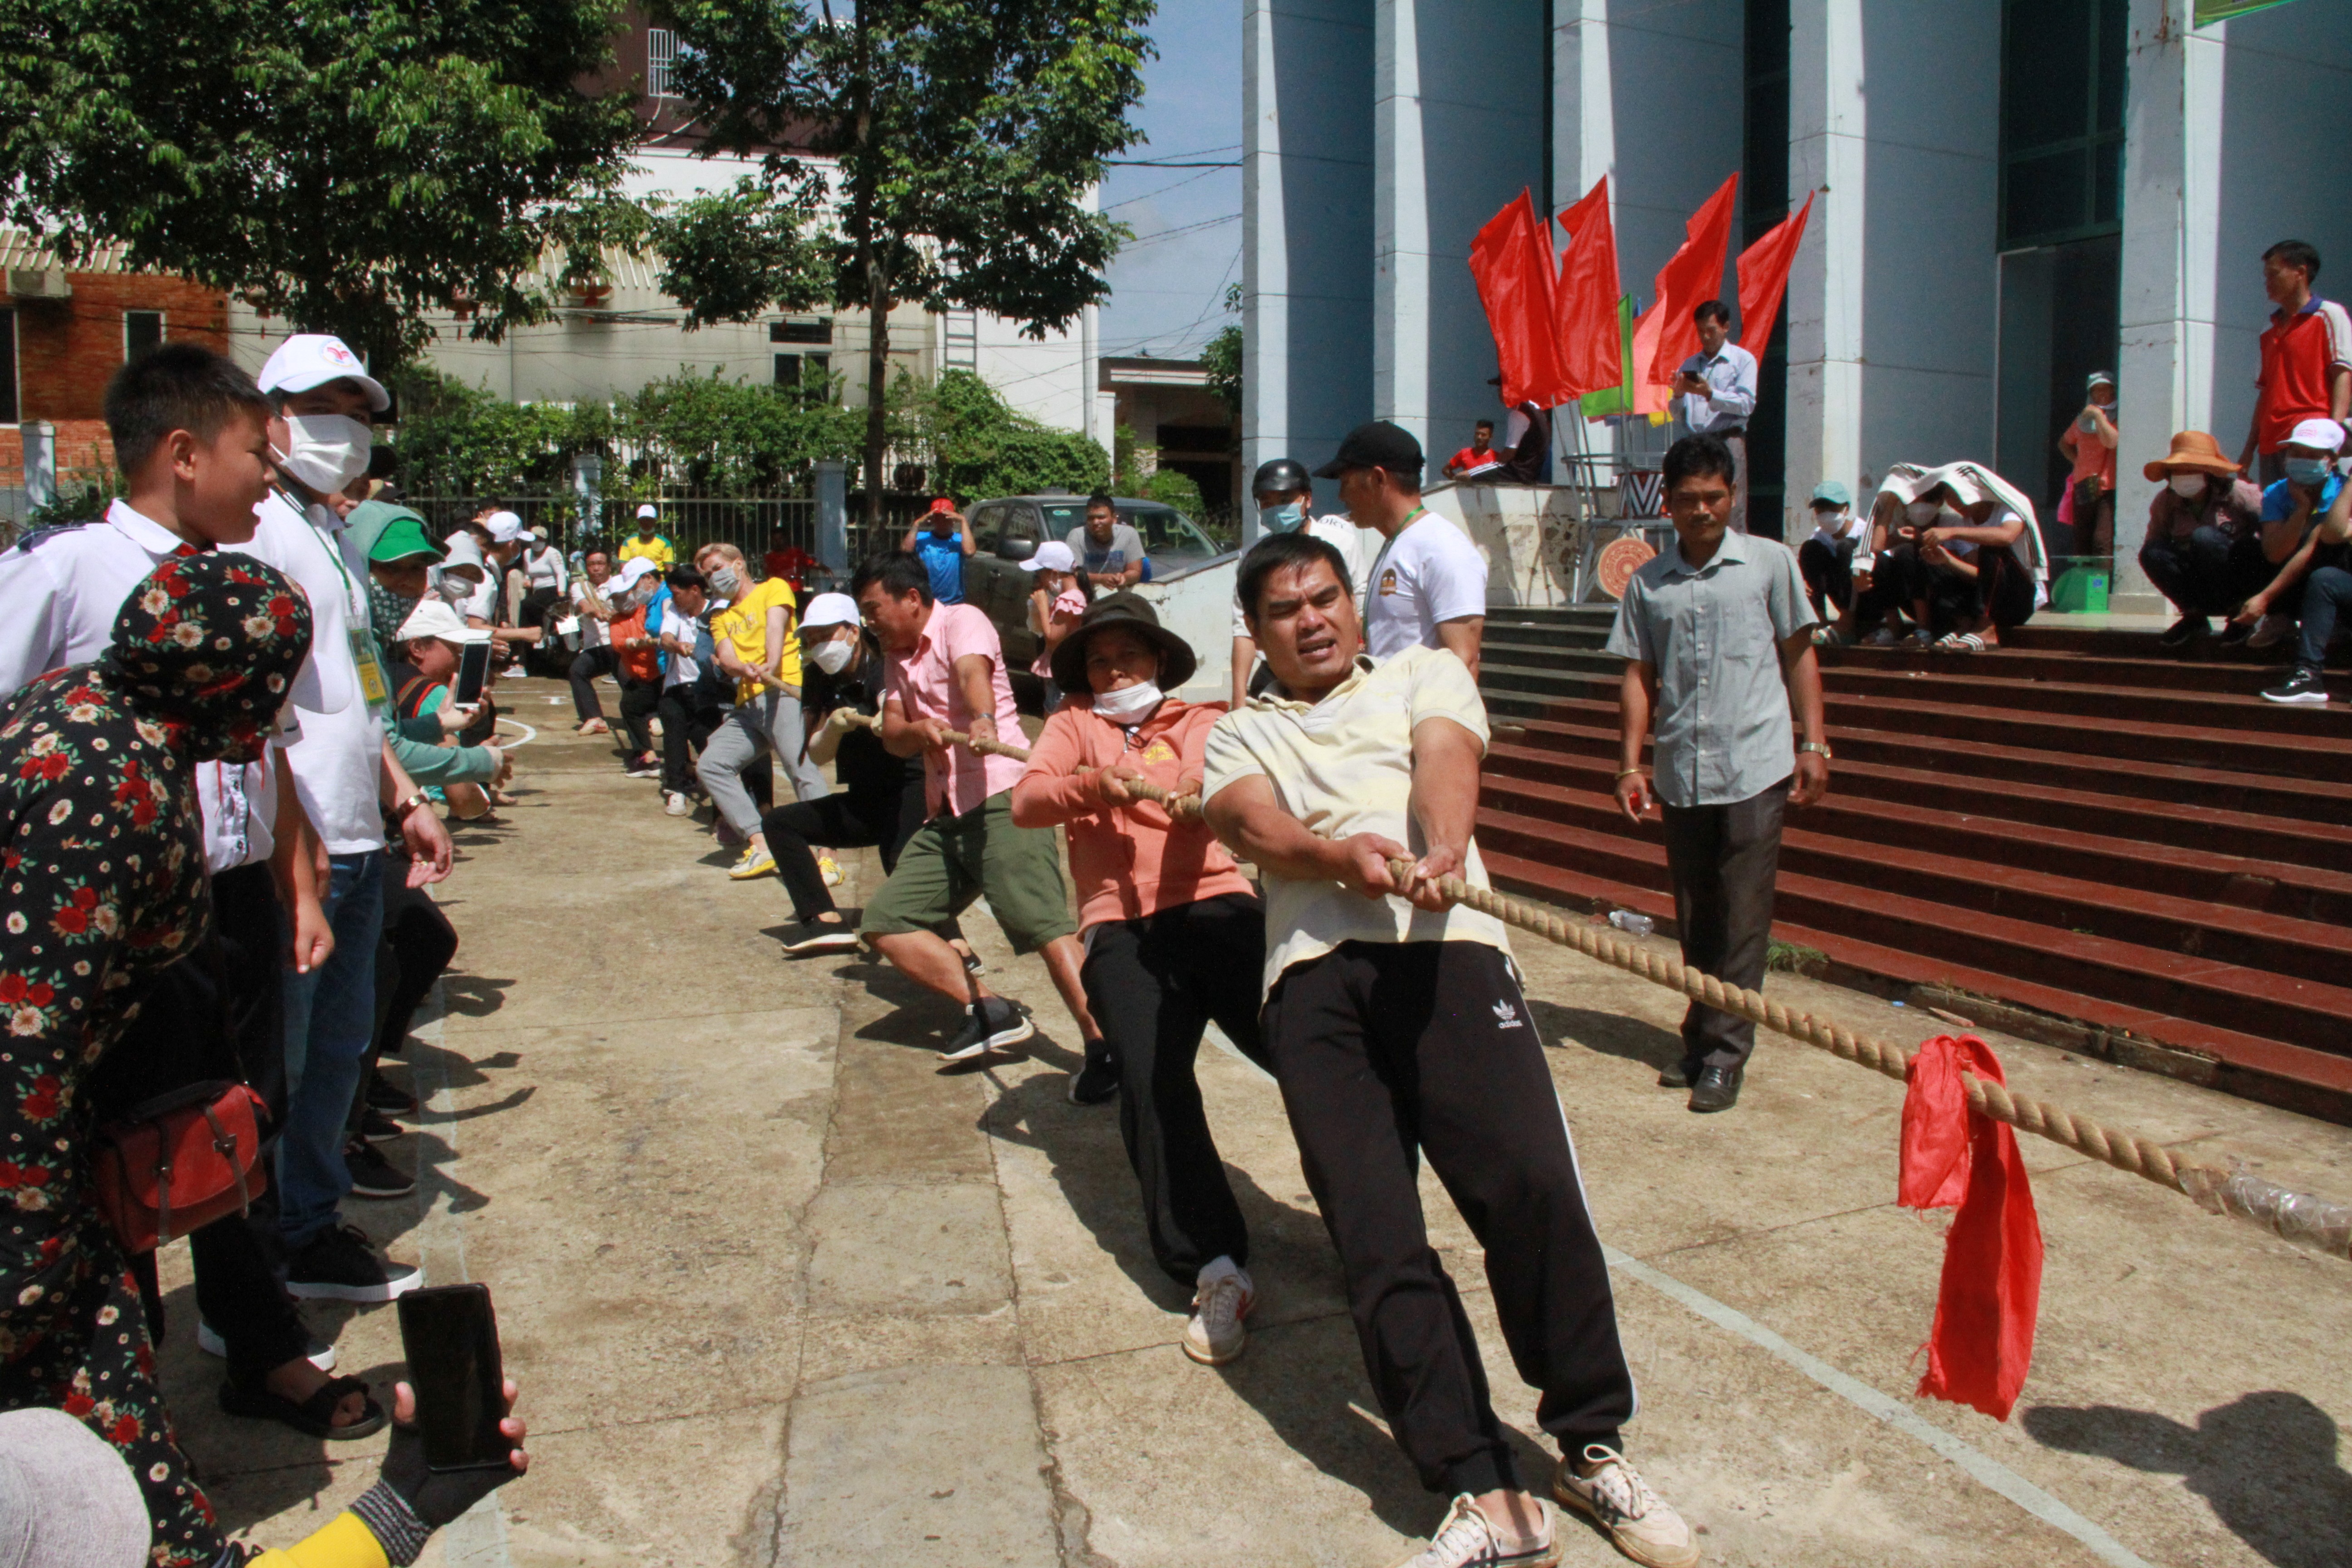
(708, 567, 744, 598)
(271, 414, 373, 494)
(1091, 681, 1165, 722)
(1904, 499, 1944, 529)
(808, 636, 856, 676)
(2168, 474, 2209, 499)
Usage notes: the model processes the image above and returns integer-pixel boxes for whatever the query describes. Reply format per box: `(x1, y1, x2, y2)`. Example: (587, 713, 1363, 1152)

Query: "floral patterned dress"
(0, 551, 310, 1565)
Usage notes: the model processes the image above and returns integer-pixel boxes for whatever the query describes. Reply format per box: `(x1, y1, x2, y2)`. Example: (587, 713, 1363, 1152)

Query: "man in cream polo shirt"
(1200, 530, 1698, 1568)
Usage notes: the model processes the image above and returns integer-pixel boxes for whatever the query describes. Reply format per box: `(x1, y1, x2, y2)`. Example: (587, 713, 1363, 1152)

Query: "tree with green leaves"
(656, 0, 1154, 527)
(0, 0, 646, 364)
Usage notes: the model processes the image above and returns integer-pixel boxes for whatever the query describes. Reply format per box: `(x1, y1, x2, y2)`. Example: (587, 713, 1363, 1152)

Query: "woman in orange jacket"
(1009, 594, 1271, 1369)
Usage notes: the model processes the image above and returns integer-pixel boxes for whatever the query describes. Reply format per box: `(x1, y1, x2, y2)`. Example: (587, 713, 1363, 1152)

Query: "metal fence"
(400, 491, 940, 584)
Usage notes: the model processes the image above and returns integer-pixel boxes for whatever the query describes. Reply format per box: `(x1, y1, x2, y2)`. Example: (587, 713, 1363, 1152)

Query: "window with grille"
(944, 310, 977, 368)
(124, 310, 163, 362)
(647, 29, 677, 98)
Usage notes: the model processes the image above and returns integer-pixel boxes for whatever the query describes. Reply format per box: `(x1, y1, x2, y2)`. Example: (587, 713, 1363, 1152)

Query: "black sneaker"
(343, 1139, 415, 1200)
(2218, 618, 2254, 647)
(2262, 667, 2330, 706)
(624, 756, 661, 779)
(938, 996, 1035, 1063)
(2158, 616, 2207, 648)
(1067, 1039, 1120, 1105)
(781, 916, 862, 956)
(365, 1070, 417, 1117)
(358, 1108, 403, 1144)
(284, 1224, 423, 1303)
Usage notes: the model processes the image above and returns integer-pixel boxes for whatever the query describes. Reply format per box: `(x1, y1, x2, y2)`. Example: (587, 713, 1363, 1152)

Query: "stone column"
(1552, 0, 1617, 487)
(2113, 0, 2228, 611)
(1373, 0, 1430, 447)
(1784, 0, 1866, 507)
(1241, 1, 1286, 546)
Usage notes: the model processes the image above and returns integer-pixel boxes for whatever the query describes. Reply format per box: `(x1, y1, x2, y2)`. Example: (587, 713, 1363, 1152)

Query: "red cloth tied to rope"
(1898, 1034, 2043, 1420)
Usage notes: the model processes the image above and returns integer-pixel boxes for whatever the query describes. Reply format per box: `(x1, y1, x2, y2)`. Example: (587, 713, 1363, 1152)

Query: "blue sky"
(1098, 1, 1244, 361)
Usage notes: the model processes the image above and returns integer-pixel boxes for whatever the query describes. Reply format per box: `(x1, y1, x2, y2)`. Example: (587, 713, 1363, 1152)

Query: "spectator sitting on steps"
(2259, 474, 2352, 707)
(2136, 431, 2267, 649)
(2230, 416, 2345, 655)
(1851, 461, 2049, 653)
(1797, 481, 1867, 642)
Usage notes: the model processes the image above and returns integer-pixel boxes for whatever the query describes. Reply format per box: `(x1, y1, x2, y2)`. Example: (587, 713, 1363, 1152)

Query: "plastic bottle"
(1607, 910, 1655, 938)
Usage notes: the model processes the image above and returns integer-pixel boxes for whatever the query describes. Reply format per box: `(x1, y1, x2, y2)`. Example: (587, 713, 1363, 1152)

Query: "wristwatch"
(1798, 740, 1833, 761)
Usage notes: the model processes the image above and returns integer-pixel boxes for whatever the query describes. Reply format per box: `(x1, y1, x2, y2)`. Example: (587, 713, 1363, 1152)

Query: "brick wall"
(2, 271, 229, 485)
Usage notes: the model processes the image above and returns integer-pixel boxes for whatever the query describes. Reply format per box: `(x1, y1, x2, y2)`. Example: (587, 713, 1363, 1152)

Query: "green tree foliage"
(895, 369, 1108, 502)
(0, 0, 647, 364)
(1202, 283, 1243, 418)
(655, 0, 1154, 524)
(1108, 422, 1206, 519)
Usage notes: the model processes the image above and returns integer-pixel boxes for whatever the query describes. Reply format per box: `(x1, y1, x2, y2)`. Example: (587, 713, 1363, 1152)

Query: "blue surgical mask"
(1259, 500, 1305, 534)
(2284, 456, 2332, 486)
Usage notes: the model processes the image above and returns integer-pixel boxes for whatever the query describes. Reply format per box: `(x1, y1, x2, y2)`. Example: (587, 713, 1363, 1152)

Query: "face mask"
(809, 637, 856, 676)
(436, 575, 472, 605)
(1259, 500, 1305, 534)
(709, 567, 743, 598)
(1905, 500, 1943, 528)
(2169, 474, 2208, 499)
(271, 413, 372, 494)
(2284, 456, 2332, 486)
(1091, 681, 1165, 721)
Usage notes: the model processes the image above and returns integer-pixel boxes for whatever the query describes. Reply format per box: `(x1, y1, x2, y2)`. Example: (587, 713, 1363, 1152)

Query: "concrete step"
(1820, 663, 2352, 739)
(1481, 770, 2352, 981)
(1822, 640, 2352, 698)
(1476, 847, 2352, 1108)
(1475, 804, 2352, 1066)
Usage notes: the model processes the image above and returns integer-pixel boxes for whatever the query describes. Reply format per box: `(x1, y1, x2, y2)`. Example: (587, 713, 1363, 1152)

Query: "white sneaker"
(818, 854, 843, 887)
(2248, 612, 2295, 650)
(195, 1319, 337, 1372)
(728, 846, 777, 881)
(1553, 1446, 1699, 1568)
(1182, 1259, 1254, 1366)
(1388, 1494, 1560, 1568)
(664, 791, 690, 816)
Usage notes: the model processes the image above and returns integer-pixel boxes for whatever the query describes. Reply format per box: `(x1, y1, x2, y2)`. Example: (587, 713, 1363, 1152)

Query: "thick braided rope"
(836, 713, 2210, 1196)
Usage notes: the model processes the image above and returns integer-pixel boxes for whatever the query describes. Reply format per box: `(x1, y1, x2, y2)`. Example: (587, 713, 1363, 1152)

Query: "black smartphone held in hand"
(454, 637, 494, 708)
(396, 1284, 509, 1472)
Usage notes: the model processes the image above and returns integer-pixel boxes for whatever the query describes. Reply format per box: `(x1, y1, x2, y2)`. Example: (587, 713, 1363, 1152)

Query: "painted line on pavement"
(1602, 1245, 2152, 1568)
(410, 982, 516, 1568)
(491, 717, 537, 750)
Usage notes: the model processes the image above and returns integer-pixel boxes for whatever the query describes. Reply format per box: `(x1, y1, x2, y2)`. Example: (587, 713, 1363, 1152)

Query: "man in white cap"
(2233, 415, 2348, 664)
(233, 333, 450, 1305)
(619, 502, 675, 571)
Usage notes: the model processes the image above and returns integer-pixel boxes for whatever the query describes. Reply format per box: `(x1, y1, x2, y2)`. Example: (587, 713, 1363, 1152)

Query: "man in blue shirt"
(903, 499, 973, 604)
(2233, 416, 2345, 653)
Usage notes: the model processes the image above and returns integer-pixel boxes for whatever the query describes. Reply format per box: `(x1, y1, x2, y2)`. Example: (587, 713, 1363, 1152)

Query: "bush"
(895, 369, 1110, 501)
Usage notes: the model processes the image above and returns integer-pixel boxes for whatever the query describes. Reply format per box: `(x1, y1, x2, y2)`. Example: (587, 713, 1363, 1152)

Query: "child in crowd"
(1023, 540, 1091, 713)
(1009, 595, 1269, 1361)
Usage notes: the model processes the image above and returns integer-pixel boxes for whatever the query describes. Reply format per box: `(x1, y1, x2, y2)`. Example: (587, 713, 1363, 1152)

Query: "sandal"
(1813, 625, 1854, 648)
(219, 1373, 387, 1441)
(1932, 632, 1988, 653)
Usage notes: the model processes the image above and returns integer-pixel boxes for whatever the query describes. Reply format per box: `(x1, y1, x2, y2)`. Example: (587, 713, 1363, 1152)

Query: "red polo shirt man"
(2242, 239, 2352, 482)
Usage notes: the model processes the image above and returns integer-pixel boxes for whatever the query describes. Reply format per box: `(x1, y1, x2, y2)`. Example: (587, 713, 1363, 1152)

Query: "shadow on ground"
(2024, 1392, 2352, 1568)
(1527, 999, 1683, 1073)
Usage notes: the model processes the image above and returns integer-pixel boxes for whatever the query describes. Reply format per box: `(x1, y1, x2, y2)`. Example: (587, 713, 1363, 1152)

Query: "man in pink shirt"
(852, 552, 1100, 1063)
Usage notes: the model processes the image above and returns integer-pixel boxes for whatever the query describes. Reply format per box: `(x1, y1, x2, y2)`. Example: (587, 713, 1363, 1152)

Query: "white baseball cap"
(610, 556, 659, 593)
(484, 510, 524, 543)
(437, 532, 487, 578)
(2286, 416, 2346, 454)
(635, 503, 660, 521)
(1023, 540, 1078, 574)
(397, 598, 470, 645)
(800, 592, 860, 632)
(257, 333, 390, 411)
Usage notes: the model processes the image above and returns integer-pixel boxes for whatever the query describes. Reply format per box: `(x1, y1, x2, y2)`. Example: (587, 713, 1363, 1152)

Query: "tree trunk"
(862, 266, 890, 531)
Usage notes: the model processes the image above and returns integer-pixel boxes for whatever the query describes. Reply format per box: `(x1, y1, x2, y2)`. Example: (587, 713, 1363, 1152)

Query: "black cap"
(1314, 420, 1423, 480)
(1049, 590, 1199, 694)
(1251, 457, 1311, 498)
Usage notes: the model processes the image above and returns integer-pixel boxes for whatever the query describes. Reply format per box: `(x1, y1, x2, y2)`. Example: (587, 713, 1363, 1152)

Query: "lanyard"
(1365, 505, 1429, 594)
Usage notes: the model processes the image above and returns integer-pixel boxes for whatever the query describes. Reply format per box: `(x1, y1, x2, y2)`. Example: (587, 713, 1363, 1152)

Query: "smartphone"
(453, 637, 494, 707)
(396, 1284, 509, 1472)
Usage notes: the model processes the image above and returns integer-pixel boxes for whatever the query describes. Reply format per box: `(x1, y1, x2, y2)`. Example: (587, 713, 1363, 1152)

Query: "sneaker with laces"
(284, 1224, 423, 1303)
(196, 1320, 337, 1371)
(1182, 1259, 1254, 1365)
(2158, 615, 2207, 648)
(2248, 611, 2294, 650)
(624, 755, 661, 779)
(2262, 666, 2330, 706)
(1553, 1446, 1699, 1568)
(343, 1138, 415, 1200)
(358, 1108, 403, 1144)
(780, 916, 862, 955)
(818, 854, 844, 887)
(729, 846, 778, 881)
(365, 1069, 417, 1117)
(1388, 1494, 1559, 1568)
(664, 790, 691, 816)
(938, 996, 1035, 1063)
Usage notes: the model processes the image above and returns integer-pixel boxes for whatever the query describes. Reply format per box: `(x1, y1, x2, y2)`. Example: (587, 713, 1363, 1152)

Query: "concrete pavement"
(164, 679, 2351, 1567)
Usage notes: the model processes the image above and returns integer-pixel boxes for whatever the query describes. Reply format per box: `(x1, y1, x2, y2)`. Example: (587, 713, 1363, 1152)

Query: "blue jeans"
(277, 851, 384, 1249)
(2296, 564, 2352, 671)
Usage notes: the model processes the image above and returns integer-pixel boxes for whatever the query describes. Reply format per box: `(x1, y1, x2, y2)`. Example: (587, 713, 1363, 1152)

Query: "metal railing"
(402, 494, 821, 568)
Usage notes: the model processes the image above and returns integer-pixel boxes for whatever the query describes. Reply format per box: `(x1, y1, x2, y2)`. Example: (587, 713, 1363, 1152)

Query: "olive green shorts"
(860, 791, 1078, 954)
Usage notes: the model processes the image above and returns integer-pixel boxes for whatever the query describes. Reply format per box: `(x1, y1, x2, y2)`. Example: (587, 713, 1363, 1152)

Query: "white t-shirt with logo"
(1362, 512, 1489, 660)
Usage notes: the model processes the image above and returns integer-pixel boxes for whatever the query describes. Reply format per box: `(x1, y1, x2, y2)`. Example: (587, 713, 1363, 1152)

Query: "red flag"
(1736, 191, 1814, 353)
(1553, 176, 1622, 401)
(1898, 1035, 2044, 1421)
(1639, 173, 1740, 394)
(1470, 188, 1569, 408)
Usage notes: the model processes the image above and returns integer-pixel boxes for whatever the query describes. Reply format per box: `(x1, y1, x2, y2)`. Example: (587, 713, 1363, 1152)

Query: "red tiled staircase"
(1477, 604, 2352, 1120)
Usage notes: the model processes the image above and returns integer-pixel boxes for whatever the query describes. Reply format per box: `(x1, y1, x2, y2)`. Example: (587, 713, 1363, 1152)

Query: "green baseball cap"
(355, 502, 446, 564)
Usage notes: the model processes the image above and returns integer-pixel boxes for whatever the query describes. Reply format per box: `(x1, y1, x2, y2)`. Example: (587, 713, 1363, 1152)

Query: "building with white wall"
(1245, 0, 2352, 607)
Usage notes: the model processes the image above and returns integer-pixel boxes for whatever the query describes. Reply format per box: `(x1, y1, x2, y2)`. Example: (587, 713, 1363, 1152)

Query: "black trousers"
(1261, 940, 1633, 1497)
(569, 645, 617, 723)
(616, 676, 662, 757)
(763, 774, 960, 937)
(108, 864, 310, 1377)
(1660, 781, 1787, 1073)
(2138, 525, 2270, 619)
(656, 684, 723, 794)
(1797, 536, 1856, 615)
(1855, 540, 2035, 635)
(1083, 893, 1270, 1287)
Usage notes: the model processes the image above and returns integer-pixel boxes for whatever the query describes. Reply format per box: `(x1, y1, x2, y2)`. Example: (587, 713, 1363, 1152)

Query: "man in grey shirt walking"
(1607, 432, 1829, 1112)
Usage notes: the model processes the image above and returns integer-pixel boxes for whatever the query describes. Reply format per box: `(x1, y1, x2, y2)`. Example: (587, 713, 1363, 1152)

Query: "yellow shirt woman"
(714, 574, 802, 699)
